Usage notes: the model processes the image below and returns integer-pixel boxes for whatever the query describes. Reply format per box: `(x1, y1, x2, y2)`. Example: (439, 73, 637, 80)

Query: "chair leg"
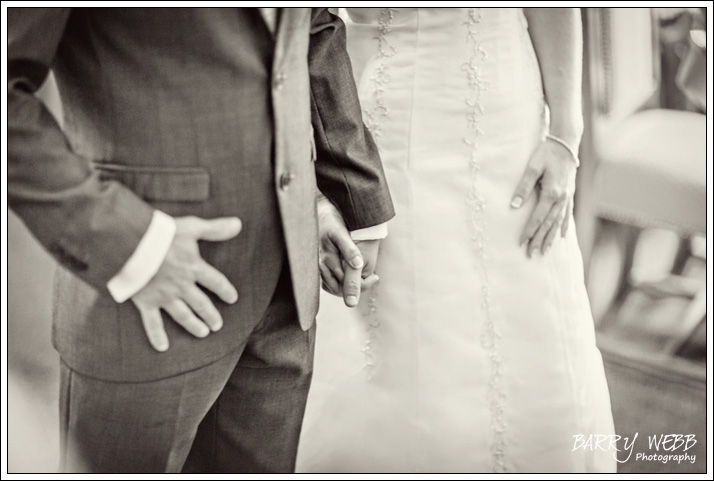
(592, 219, 641, 330)
(610, 223, 640, 307)
(670, 236, 692, 275)
(664, 285, 706, 355)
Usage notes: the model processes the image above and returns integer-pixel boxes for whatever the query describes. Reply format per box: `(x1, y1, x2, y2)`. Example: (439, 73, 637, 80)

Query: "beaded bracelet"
(546, 134, 580, 168)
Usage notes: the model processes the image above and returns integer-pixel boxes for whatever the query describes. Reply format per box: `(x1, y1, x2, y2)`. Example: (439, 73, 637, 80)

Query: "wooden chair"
(580, 8, 706, 355)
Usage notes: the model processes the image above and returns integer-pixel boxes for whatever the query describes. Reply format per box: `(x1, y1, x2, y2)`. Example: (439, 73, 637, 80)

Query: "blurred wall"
(7, 75, 62, 473)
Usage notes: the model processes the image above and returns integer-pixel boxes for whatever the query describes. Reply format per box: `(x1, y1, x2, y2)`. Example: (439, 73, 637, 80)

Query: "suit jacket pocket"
(93, 163, 210, 202)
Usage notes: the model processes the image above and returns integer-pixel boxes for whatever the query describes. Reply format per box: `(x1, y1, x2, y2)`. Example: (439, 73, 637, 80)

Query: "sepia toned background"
(6, 7, 707, 473)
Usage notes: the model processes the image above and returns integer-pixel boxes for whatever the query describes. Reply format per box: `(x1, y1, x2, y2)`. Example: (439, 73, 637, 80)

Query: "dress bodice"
(341, 8, 544, 169)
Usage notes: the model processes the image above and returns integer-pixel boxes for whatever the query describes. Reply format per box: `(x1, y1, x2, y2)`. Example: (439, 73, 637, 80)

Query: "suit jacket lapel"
(257, 7, 278, 36)
(272, 8, 307, 73)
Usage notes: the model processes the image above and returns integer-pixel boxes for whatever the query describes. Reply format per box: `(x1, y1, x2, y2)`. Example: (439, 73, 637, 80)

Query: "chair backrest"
(36, 71, 63, 127)
(585, 8, 660, 137)
(577, 7, 661, 265)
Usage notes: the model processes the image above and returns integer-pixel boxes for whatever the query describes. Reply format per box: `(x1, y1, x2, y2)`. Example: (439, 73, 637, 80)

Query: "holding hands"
(317, 196, 380, 307)
(133, 194, 382, 354)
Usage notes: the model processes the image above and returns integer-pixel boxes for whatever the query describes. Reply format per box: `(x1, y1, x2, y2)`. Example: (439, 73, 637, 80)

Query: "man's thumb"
(193, 217, 242, 241)
(330, 229, 363, 269)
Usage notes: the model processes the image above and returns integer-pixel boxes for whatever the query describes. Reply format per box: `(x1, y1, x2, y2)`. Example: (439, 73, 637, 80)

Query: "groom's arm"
(8, 8, 155, 292)
(308, 8, 395, 231)
(8, 8, 172, 302)
(9, 8, 240, 351)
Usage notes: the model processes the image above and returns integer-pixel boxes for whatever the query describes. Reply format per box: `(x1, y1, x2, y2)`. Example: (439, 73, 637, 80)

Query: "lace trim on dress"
(362, 8, 398, 144)
(360, 8, 397, 381)
(462, 8, 508, 473)
(361, 284, 381, 382)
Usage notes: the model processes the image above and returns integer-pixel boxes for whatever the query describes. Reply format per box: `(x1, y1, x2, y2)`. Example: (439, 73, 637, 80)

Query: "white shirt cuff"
(107, 210, 176, 303)
(350, 223, 388, 241)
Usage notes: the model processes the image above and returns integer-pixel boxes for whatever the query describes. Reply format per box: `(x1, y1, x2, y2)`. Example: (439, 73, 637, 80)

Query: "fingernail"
(511, 196, 523, 209)
(230, 218, 242, 231)
(346, 295, 358, 306)
(228, 292, 239, 304)
(199, 326, 210, 337)
(157, 342, 169, 352)
(350, 256, 364, 269)
(212, 321, 223, 332)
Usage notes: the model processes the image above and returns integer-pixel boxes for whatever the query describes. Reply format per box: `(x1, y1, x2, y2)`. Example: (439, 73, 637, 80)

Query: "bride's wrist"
(545, 134, 580, 168)
(548, 119, 583, 149)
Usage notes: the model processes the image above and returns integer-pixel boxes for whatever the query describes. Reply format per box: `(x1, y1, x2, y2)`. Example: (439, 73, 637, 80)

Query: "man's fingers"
(342, 264, 363, 308)
(323, 253, 345, 282)
(511, 166, 541, 209)
(195, 262, 239, 304)
(328, 229, 363, 270)
(183, 285, 223, 332)
(164, 300, 210, 338)
(138, 306, 169, 352)
(319, 263, 341, 296)
(187, 217, 243, 242)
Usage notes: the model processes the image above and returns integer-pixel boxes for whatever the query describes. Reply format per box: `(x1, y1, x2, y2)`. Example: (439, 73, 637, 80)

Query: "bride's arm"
(525, 8, 584, 145)
(511, 8, 583, 256)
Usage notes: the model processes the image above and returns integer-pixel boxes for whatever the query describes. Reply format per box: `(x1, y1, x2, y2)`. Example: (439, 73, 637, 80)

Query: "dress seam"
(546, 248, 587, 469)
(409, 8, 421, 469)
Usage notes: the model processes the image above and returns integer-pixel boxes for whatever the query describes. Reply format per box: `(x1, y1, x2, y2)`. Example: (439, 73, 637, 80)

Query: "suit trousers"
(59, 258, 315, 473)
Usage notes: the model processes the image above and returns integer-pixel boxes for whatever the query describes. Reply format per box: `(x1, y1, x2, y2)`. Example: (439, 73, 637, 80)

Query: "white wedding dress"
(297, 8, 616, 473)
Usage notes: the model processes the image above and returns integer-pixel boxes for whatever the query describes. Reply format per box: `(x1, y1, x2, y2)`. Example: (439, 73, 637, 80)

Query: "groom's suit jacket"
(8, 8, 394, 381)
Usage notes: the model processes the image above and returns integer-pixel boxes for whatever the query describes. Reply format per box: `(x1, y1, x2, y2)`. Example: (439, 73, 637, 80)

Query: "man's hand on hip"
(131, 216, 242, 352)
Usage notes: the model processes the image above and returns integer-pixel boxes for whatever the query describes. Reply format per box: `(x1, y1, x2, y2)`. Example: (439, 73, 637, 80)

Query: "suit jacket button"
(273, 72, 287, 91)
(279, 172, 295, 191)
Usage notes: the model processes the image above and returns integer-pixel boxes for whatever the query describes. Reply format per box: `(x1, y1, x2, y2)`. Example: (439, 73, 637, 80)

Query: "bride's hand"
(318, 196, 380, 307)
(510, 137, 578, 257)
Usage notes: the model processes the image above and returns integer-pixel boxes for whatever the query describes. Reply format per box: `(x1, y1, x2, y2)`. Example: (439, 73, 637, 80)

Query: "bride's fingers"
(528, 202, 563, 257)
(319, 262, 341, 296)
(322, 252, 344, 282)
(360, 273, 380, 292)
(519, 193, 553, 246)
(561, 199, 574, 238)
(511, 164, 541, 210)
(542, 205, 567, 255)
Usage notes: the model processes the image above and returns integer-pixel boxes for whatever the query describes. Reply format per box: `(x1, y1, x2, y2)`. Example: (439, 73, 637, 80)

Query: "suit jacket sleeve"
(8, 8, 154, 293)
(309, 8, 396, 231)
